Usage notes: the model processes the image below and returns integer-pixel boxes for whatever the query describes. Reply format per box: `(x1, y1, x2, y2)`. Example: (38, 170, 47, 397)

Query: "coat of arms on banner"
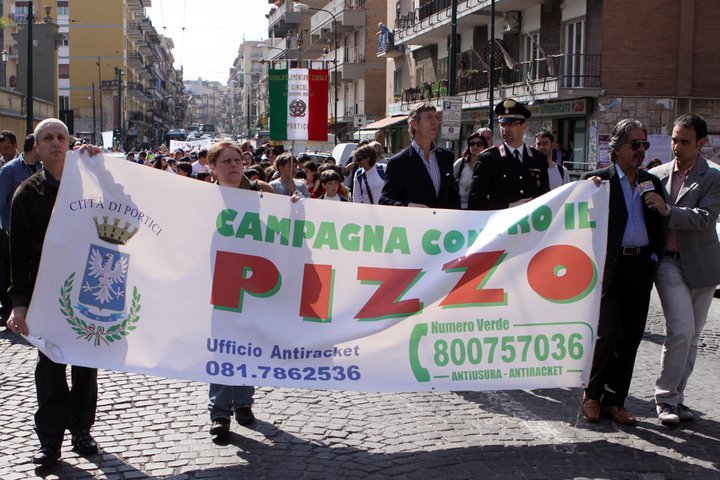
(59, 216, 142, 346)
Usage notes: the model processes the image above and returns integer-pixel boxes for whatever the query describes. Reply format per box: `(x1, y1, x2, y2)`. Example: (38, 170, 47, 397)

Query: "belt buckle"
(622, 247, 639, 255)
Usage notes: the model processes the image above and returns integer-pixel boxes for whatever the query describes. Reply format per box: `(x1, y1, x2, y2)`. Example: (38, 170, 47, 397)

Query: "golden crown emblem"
(93, 216, 139, 245)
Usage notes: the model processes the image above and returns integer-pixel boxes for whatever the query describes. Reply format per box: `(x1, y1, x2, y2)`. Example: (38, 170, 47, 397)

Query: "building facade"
(229, 41, 265, 139)
(183, 78, 225, 134)
(2, 0, 184, 148)
(264, 0, 388, 146)
(380, 0, 720, 165)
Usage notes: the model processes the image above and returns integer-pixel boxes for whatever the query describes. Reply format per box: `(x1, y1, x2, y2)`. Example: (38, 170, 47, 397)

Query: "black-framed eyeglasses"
(468, 140, 483, 147)
(628, 140, 650, 151)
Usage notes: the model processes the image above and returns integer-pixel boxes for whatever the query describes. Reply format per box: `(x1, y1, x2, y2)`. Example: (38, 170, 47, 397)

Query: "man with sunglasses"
(642, 114, 720, 426)
(578, 119, 666, 426)
(468, 99, 549, 210)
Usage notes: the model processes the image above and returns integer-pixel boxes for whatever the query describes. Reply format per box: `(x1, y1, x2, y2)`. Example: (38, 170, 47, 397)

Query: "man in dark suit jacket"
(579, 119, 666, 427)
(468, 98, 550, 210)
(379, 102, 459, 209)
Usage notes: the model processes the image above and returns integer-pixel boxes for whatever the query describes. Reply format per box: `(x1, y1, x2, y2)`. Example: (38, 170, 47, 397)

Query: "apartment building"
(1, 0, 184, 148)
(380, 0, 720, 166)
(184, 78, 225, 132)
(0, 1, 60, 134)
(229, 41, 265, 138)
(70, 0, 183, 147)
(265, 0, 388, 144)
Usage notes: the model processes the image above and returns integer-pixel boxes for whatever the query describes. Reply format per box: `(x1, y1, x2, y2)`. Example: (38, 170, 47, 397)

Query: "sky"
(145, 0, 270, 85)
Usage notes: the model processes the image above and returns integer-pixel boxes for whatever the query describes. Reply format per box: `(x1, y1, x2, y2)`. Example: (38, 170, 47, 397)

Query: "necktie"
(514, 149, 521, 163)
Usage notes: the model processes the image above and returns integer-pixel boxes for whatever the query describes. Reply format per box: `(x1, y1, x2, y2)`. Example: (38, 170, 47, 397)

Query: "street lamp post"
(114, 67, 123, 149)
(96, 56, 104, 133)
(294, 3, 338, 145)
(88, 82, 97, 145)
(1, 49, 8, 88)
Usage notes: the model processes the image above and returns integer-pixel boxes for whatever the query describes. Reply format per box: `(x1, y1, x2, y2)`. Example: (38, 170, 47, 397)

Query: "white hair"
(34, 118, 69, 140)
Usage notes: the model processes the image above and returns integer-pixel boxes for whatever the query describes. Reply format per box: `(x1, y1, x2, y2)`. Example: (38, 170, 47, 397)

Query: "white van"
(331, 143, 360, 167)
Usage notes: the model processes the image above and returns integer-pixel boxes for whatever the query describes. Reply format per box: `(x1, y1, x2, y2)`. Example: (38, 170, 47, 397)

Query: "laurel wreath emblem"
(59, 272, 141, 346)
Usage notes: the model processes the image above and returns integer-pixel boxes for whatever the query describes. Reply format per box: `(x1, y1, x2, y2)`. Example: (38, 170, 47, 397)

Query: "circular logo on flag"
(289, 99, 307, 117)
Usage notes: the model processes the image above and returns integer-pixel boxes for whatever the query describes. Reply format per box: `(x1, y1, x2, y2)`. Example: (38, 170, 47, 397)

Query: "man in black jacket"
(6, 119, 103, 466)
(579, 119, 666, 426)
(468, 98, 549, 210)
(379, 102, 459, 209)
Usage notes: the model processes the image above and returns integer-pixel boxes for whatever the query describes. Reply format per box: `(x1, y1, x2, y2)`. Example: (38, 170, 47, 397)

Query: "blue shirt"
(0, 154, 43, 232)
(615, 163, 649, 248)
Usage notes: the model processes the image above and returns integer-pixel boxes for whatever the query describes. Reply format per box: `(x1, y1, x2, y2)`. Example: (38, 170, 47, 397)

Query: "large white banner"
(25, 152, 609, 392)
(169, 138, 212, 152)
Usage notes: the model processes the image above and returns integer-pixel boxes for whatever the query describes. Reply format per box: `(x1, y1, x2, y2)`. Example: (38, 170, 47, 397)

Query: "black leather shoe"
(234, 406, 256, 427)
(32, 445, 60, 466)
(71, 430, 98, 455)
(209, 417, 230, 436)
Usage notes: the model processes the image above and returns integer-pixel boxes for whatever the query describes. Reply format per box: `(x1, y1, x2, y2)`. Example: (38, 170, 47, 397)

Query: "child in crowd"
(319, 170, 347, 201)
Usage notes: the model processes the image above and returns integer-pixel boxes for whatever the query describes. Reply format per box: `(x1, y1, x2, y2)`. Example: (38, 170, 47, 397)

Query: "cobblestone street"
(1, 292, 718, 479)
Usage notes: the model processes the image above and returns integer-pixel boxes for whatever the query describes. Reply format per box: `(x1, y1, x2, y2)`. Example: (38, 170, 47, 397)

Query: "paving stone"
(1, 293, 719, 478)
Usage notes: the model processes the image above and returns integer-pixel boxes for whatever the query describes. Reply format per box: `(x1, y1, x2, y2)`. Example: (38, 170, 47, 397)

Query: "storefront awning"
(365, 115, 406, 130)
(352, 129, 379, 141)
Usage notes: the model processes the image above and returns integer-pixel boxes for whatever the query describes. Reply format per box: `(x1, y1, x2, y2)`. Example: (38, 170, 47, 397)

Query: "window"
(521, 32, 541, 81)
(59, 95, 70, 111)
(57, 6, 69, 16)
(564, 19, 585, 87)
(437, 58, 448, 81)
(59, 64, 70, 79)
(393, 69, 402, 99)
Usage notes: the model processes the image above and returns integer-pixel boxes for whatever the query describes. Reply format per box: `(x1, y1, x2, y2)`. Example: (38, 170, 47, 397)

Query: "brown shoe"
(581, 395, 602, 423)
(601, 406, 637, 426)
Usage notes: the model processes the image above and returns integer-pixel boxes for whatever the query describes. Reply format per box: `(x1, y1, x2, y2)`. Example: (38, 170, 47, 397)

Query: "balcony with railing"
(126, 22, 143, 41)
(393, 0, 500, 47)
(331, 46, 366, 82)
(126, 81, 145, 100)
(309, 0, 365, 41)
(398, 53, 601, 108)
(127, 54, 144, 70)
(267, 0, 304, 37)
(376, 29, 403, 58)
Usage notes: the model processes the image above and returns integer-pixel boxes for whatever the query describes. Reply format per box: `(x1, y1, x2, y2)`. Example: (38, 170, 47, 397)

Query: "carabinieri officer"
(468, 98, 550, 210)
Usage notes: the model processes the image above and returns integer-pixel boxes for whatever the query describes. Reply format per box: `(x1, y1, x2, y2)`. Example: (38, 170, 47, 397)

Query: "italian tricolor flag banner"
(269, 68, 329, 141)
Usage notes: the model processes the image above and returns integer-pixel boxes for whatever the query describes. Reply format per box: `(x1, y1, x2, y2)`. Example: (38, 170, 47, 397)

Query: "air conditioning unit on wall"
(503, 11, 521, 34)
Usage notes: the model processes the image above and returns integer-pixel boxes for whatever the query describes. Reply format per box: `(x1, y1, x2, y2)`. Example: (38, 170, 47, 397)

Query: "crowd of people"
(1, 97, 719, 468)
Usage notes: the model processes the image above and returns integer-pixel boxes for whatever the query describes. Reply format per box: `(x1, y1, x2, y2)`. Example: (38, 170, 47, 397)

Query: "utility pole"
(448, 0, 458, 96)
(489, 0, 496, 131)
(26, 0, 34, 134)
(91, 82, 97, 145)
(97, 56, 104, 133)
(114, 67, 123, 149)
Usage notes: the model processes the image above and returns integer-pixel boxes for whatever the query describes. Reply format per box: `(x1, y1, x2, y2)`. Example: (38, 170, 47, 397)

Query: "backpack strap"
(557, 164, 564, 181)
(376, 163, 386, 180)
(355, 167, 366, 200)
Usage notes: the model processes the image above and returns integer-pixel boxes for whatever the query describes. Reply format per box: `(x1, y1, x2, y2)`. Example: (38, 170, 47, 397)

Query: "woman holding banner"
(205, 142, 273, 437)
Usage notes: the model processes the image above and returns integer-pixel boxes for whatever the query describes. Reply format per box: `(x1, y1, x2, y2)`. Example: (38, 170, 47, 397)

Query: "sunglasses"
(628, 140, 650, 151)
(355, 155, 367, 161)
(468, 140, 484, 147)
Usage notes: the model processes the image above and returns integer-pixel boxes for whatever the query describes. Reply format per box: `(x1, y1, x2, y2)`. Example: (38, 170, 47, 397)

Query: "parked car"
(300, 152, 332, 165)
